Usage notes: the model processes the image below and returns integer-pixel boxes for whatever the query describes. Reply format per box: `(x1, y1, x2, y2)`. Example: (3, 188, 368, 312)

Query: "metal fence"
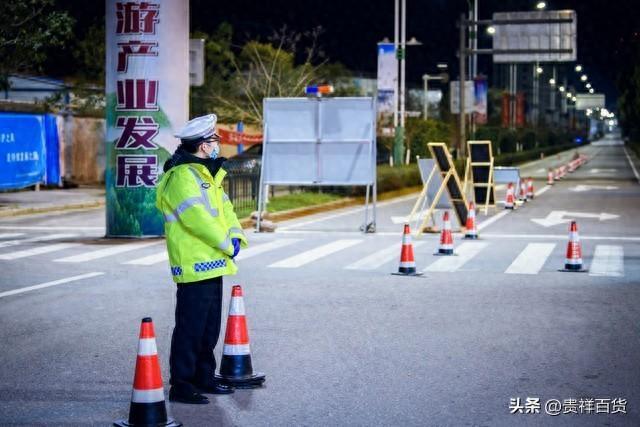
(223, 167, 260, 219)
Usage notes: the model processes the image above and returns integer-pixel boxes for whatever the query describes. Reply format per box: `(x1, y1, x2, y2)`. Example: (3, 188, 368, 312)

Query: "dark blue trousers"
(169, 276, 223, 394)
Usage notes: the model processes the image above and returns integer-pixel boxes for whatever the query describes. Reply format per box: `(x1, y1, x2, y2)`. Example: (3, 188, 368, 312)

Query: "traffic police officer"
(156, 114, 248, 404)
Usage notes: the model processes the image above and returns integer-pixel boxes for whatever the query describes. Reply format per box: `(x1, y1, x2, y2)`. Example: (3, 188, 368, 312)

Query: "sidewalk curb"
(0, 200, 105, 218)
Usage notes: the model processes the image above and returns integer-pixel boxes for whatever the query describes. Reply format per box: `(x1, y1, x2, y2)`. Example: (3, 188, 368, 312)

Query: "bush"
(405, 118, 452, 159)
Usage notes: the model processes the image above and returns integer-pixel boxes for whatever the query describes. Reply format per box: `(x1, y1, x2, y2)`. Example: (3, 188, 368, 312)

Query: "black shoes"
(197, 382, 235, 395)
(169, 388, 210, 404)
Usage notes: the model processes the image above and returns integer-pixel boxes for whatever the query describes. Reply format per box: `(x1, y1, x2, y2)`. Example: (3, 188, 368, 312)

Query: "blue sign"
(0, 114, 47, 190)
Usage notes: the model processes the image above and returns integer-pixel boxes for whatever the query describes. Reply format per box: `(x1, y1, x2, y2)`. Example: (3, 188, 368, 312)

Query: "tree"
(190, 24, 332, 124)
(618, 44, 640, 142)
(0, 0, 74, 89)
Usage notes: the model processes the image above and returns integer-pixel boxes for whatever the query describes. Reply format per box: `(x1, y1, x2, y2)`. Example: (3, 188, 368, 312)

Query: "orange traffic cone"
(114, 318, 180, 427)
(436, 211, 454, 255)
(527, 178, 534, 199)
(547, 169, 554, 185)
(214, 285, 266, 388)
(519, 180, 528, 202)
(392, 223, 423, 276)
(505, 183, 515, 210)
(464, 202, 478, 239)
(554, 168, 562, 180)
(560, 221, 587, 272)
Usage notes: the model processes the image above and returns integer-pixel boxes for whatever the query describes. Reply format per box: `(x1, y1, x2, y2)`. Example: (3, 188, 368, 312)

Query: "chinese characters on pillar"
(114, 2, 160, 188)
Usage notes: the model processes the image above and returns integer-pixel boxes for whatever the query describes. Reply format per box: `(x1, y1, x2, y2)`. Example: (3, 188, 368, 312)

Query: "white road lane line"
(477, 211, 510, 231)
(0, 233, 24, 239)
(505, 243, 556, 275)
(235, 238, 301, 261)
(0, 243, 81, 260)
(0, 272, 104, 299)
(278, 194, 417, 230)
(54, 241, 160, 263)
(269, 239, 362, 268)
(589, 245, 624, 277)
(124, 251, 168, 265)
(0, 233, 77, 249)
(345, 241, 426, 270)
(423, 242, 488, 272)
(534, 185, 551, 197)
(622, 147, 640, 183)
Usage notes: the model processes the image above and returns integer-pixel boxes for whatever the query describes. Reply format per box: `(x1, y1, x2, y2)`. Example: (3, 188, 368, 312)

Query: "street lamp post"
(392, 0, 407, 166)
(393, 0, 421, 166)
(459, 13, 467, 159)
(422, 74, 445, 121)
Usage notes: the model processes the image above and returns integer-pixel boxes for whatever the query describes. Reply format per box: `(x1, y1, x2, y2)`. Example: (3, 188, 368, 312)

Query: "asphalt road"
(0, 135, 638, 426)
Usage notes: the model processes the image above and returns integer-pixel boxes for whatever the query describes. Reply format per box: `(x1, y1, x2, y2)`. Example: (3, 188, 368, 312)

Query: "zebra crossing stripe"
(269, 239, 362, 268)
(234, 238, 301, 261)
(0, 243, 81, 260)
(124, 251, 168, 265)
(0, 233, 24, 239)
(54, 241, 160, 263)
(345, 241, 425, 270)
(0, 233, 77, 249)
(505, 243, 556, 275)
(423, 242, 488, 272)
(589, 245, 624, 277)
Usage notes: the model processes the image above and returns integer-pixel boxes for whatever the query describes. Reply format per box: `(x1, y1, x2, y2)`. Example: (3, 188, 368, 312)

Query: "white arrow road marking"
(345, 241, 426, 270)
(531, 211, 619, 227)
(589, 168, 617, 174)
(589, 245, 624, 277)
(0, 272, 104, 299)
(505, 243, 556, 275)
(569, 185, 618, 192)
(54, 241, 160, 263)
(269, 239, 362, 268)
(423, 242, 488, 272)
(235, 238, 300, 261)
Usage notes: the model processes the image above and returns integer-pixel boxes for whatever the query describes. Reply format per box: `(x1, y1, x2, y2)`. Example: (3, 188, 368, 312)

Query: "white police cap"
(174, 114, 217, 142)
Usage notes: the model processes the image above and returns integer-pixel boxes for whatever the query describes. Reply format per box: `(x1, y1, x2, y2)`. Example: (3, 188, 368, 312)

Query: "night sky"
(56, 0, 640, 107)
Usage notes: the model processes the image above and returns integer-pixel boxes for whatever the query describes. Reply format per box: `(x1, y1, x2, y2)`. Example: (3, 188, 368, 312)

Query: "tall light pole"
(422, 73, 445, 121)
(458, 13, 466, 158)
(392, 0, 420, 165)
(392, 0, 405, 166)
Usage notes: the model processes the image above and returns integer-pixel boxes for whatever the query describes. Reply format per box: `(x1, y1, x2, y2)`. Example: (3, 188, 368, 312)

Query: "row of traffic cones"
(504, 178, 536, 210)
(114, 285, 265, 427)
(393, 204, 476, 271)
(548, 153, 589, 185)
(394, 207, 586, 274)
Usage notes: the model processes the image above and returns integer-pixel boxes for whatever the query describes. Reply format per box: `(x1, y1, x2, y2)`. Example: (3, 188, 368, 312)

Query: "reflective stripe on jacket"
(155, 163, 248, 283)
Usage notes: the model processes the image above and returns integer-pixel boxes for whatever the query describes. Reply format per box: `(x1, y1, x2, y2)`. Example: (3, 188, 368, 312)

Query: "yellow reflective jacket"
(155, 163, 248, 283)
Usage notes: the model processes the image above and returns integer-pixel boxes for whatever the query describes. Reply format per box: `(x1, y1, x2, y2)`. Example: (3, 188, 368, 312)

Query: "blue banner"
(44, 114, 61, 186)
(0, 113, 46, 190)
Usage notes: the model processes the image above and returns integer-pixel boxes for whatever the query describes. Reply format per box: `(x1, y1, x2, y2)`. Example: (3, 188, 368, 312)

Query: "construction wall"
(59, 116, 106, 185)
